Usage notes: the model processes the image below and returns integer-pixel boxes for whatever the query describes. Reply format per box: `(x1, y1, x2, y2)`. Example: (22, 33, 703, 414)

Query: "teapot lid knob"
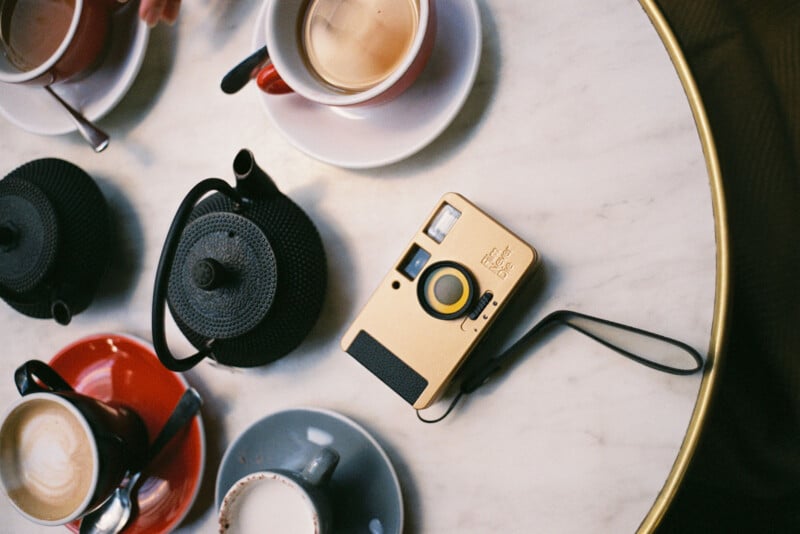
(0, 224, 19, 251)
(0, 177, 59, 294)
(191, 258, 229, 290)
(167, 212, 278, 341)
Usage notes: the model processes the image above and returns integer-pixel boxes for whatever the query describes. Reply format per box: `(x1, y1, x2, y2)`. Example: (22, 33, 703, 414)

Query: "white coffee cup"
(218, 447, 339, 534)
(258, 0, 436, 106)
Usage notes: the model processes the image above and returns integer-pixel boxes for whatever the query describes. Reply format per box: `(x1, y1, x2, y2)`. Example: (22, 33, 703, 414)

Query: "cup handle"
(15, 360, 74, 395)
(256, 64, 293, 95)
(299, 447, 340, 487)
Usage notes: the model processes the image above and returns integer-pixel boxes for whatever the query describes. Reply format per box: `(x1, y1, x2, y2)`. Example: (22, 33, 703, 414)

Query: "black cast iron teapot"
(0, 158, 111, 325)
(152, 149, 327, 372)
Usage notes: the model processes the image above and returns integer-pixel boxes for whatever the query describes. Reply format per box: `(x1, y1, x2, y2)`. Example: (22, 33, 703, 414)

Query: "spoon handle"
(146, 387, 203, 464)
(44, 86, 110, 152)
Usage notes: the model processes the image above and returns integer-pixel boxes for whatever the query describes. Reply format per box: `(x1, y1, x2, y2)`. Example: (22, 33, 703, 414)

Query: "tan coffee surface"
(0, 399, 95, 520)
(303, 0, 419, 92)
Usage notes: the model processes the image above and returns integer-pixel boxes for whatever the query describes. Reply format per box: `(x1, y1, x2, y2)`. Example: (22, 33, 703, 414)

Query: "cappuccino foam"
(302, 0, 419, 92)
(220, 475, 316, 534)
(0, 398, 95, 521)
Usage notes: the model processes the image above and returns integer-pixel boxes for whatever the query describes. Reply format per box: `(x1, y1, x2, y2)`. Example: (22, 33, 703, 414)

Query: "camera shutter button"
(433, 274, 465, 305)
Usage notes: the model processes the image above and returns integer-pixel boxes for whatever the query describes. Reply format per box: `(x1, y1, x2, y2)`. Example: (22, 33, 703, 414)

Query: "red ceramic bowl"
(48, 333, 205, 534)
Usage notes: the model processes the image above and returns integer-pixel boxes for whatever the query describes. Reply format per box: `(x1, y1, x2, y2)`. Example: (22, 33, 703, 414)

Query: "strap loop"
(416, 310, 704, 423)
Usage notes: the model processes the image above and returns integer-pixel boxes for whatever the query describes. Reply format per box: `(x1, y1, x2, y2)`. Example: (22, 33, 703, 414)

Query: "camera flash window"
(426, 203, 461, 243)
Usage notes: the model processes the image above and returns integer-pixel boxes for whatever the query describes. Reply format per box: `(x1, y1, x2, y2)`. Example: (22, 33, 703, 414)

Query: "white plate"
(252, 0, 482, 169)
(0, 2, 149, 135)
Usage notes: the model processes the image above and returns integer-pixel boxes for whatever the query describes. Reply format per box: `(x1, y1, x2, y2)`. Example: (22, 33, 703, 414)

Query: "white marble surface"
(0, 0, 717, 532)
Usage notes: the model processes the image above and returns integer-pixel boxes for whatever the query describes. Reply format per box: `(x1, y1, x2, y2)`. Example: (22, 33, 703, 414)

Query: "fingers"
(140, 0, 166, 27)
(140, 0, 181, 27)
(162, 0, 181, 25)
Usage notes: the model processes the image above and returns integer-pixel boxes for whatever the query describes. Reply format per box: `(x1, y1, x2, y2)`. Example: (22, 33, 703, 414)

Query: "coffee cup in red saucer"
(48, 333, 205, 534)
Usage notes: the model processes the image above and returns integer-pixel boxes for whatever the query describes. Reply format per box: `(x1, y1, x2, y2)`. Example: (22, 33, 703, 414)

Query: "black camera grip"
(15, 360, 74, 395)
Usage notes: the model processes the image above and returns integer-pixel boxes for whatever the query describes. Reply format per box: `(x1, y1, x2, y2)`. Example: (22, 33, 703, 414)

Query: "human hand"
(139, 0, 181, 27)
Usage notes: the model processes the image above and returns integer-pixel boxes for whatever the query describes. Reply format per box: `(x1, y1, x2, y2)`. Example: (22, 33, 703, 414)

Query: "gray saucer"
(215, 408, 403, 534)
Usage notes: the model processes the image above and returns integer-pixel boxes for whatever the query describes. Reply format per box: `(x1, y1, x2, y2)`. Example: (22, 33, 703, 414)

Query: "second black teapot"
(0, 158, 110, 325)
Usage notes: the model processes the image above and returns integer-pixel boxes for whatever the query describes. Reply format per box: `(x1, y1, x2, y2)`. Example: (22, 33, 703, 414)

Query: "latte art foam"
(0, 399, 95, 521)
(303, 0, 419, 92)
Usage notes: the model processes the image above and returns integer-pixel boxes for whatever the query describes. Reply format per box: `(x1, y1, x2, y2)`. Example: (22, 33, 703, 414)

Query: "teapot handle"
(152, 178, 243, 372)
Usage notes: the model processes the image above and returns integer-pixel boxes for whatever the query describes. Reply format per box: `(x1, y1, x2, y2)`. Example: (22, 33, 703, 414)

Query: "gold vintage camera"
(341, 193, 539, 409)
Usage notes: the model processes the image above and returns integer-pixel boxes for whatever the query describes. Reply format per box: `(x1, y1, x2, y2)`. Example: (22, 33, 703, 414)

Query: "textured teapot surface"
(0, 159, 111, 325)
(154, 149, 327, 371)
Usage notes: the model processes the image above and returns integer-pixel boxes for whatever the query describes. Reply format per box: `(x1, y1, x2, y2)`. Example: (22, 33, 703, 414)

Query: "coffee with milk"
(302, 0, 419, 92)
(220, 475, 317, 534)
(0, 397, 96, 522)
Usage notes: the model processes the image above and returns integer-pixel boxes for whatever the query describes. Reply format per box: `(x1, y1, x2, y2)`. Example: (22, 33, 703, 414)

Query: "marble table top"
(0, 0, 724, 532)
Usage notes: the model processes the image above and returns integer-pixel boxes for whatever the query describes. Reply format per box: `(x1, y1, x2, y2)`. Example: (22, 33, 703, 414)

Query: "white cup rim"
(219, 471, 321, 533)
(264, 0, 430, 106)
(0, 392, 100, 525)
(0, 0, 85, 84)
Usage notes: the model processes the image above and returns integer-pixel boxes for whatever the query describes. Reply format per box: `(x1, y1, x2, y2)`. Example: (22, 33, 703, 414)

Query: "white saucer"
(0, 2, 149, 135)
(252, 0, 482, 169)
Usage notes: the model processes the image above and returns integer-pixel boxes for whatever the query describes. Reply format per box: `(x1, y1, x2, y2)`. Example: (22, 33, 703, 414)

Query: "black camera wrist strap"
(416, 309, 705, 423)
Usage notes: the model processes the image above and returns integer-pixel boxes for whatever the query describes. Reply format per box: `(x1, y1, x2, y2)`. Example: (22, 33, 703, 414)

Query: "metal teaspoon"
(44, 86, 110, 152)
(78, 387, 203, 534)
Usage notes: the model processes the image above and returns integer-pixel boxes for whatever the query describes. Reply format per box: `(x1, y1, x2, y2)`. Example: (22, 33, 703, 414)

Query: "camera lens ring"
(417, 261, 476, 320)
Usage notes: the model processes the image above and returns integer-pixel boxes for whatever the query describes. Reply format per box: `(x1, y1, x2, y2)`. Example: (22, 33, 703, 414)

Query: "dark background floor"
(652, 1, 799, 532)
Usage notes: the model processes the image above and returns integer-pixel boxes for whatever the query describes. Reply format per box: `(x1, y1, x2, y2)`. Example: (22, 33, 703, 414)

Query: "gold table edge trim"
(637, 0, 730, 532)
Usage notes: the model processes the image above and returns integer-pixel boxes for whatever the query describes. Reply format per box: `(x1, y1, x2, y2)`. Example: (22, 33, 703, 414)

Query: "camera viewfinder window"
(398, 244, 431, 280)
(426, 203, 461, 243)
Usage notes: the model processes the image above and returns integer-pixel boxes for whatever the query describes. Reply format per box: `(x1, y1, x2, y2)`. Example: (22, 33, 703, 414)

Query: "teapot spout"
(233, 149, 280, 200)
(50, 299, 72, 326)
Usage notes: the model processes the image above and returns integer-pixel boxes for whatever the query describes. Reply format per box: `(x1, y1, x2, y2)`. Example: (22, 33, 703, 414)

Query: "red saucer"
(48, 334, 205, 534)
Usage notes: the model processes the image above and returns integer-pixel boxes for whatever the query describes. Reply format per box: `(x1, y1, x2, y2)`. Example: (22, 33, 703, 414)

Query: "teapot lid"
(167, 211, 277, 340)
(0, 176, 59, 294)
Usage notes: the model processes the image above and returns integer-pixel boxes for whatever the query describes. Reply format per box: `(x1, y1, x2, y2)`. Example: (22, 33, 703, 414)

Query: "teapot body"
(154, 149, 327, 371)
(0, 159, 110, 325)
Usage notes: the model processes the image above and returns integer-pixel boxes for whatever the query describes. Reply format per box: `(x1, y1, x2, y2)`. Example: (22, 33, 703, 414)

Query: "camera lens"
(418, 261, 476, 319)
